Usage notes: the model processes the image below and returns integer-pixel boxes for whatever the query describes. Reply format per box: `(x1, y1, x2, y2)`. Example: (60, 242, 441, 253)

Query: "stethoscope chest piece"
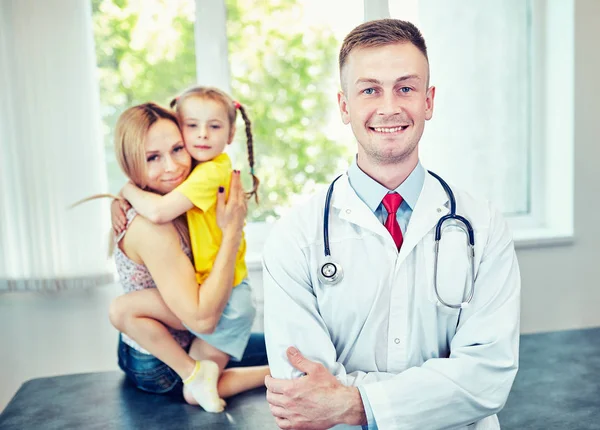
(318, 256, 344, 285)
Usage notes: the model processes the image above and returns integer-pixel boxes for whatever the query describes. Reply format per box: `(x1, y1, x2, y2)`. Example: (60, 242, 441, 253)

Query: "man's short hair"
(339, 19, 429, 87)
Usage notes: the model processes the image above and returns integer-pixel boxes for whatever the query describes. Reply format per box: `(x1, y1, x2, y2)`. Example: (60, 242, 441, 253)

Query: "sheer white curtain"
(0, 0, 113, 291)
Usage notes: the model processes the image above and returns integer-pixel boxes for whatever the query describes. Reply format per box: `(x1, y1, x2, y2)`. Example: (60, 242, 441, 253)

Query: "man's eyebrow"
(354, 75, 422, 86)
(395, 74, 421, 83)
(355, 78, 383, 86)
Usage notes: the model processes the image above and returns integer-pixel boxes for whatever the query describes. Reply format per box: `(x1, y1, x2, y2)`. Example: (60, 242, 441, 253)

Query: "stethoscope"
(317, 171, 475, 310)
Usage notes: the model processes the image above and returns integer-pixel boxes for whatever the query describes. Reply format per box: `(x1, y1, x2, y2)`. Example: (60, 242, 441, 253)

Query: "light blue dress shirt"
(347, 159, 425, 235)
(347, 158, 425, 430)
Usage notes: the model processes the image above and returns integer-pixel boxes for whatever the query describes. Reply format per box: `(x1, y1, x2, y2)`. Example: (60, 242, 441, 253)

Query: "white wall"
(512, 0, 600, 334)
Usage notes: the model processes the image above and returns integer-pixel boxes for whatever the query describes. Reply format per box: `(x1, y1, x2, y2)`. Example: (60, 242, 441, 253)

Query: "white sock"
(183, 360, 225, 413)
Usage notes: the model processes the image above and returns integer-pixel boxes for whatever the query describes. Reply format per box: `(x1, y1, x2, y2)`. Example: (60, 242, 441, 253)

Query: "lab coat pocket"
(424, 226, 472, 314)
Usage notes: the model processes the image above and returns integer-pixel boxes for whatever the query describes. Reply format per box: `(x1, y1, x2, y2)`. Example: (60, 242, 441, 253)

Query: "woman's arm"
(124, 171, 247, 333)
(121, 182, 194, 224)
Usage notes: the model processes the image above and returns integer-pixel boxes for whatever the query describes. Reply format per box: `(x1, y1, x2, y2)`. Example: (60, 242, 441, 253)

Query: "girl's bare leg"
(217, 365, 271, 398)
(111, 289, 225, 412)
(184, 337, 270, 402)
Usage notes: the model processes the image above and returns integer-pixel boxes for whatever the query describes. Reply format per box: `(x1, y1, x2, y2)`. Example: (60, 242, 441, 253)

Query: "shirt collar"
(347, 157, 425, 212)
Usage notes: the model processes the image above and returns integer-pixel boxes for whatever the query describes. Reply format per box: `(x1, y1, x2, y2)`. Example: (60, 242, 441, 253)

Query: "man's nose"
(378, 92, 401, 116)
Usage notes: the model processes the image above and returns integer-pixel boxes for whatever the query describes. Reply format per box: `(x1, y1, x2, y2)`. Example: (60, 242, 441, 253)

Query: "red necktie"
(382, 192, 404, 250)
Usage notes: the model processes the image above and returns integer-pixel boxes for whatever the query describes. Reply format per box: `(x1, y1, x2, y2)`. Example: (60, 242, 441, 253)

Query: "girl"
(106, 101, 268, 413)
(115, 89, 262, 412)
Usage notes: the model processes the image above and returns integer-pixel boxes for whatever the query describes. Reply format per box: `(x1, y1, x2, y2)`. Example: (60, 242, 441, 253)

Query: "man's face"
(338, 42, 435, 168)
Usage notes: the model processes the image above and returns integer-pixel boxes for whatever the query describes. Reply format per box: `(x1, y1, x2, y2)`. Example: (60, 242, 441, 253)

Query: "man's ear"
(425, 86, 435, 121)
(338, 91, 350, 125)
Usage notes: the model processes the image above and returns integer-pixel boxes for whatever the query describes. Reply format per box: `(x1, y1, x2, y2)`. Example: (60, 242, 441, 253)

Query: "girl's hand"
(216, 170, 247, 237)
(111, 198, 131, 236)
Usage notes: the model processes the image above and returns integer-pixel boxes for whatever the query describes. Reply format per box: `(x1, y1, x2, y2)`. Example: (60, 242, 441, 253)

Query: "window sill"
(246, 252, 263, 272)
(513, 228, 574, 250)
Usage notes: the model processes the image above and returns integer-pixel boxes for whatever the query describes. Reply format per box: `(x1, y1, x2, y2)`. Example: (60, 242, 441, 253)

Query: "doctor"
(262, 19, 520, 430)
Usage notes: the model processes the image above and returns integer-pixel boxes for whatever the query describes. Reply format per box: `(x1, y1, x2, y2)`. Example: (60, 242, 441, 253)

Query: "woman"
(107, 102, 268, 408)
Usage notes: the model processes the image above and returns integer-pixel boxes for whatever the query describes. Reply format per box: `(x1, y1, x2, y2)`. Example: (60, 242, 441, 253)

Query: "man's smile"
(368, 125, 410, 134)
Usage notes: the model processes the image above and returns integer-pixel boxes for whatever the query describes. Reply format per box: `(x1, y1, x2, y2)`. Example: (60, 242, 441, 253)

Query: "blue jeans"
(117, 332, 268, 395)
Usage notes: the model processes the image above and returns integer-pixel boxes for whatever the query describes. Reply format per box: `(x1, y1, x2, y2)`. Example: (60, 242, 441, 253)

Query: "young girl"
(109, 94, 266, 413)
(121, 87, 258, 294)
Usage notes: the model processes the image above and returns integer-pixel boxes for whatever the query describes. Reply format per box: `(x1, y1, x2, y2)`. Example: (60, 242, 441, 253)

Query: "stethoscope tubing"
(321, 170, 476, 309)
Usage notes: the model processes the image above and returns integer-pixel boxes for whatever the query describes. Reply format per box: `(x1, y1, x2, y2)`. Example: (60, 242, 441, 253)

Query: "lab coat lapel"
(398, 172, 450, 262)
(332, 175, 390, 236)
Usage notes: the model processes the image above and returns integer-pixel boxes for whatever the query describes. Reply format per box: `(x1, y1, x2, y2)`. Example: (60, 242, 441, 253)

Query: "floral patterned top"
(115, 208, 193, 354)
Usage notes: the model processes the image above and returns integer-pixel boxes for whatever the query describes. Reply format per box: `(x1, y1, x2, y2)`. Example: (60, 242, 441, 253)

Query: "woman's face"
(143, 119, 191, 194)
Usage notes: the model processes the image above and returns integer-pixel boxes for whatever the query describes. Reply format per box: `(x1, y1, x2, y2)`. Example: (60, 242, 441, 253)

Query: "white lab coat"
(263, 172, 520, 430)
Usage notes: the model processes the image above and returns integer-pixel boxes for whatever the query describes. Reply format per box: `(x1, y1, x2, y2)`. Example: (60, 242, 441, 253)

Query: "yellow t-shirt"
(175, 153, 248, 286)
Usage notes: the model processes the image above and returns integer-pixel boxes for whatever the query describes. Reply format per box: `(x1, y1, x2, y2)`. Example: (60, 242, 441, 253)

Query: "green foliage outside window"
(92, 0, 350, 222)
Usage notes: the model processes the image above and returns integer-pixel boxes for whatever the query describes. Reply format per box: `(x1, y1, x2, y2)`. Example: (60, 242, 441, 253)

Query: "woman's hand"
(216, 170, 247, 238)
(111, 198, 131, 236)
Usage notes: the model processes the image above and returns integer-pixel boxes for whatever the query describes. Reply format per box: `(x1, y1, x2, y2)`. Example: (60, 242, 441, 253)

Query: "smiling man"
(263, 19, 520, 430)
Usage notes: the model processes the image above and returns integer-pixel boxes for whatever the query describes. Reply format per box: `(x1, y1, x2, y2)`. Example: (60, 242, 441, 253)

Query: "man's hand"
(265, 347, 366, 430)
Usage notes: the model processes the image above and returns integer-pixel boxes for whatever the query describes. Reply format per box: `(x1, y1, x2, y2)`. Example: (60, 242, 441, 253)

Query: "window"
(392, 0, 531, 216)
(93, 0, 574, 254)
(225, 0, 363, 222)
(92, 0, 198, 194)
(388, 0, 574, 245)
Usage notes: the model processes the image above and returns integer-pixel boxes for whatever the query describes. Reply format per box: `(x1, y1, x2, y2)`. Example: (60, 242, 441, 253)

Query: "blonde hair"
(170, 86, 260, 202)
(71, 102, 190, 253)
(114, 103, 179, 188)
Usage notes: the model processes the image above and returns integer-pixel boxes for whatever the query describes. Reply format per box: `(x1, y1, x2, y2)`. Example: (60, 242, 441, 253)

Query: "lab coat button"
(394, 338, 400, 344)
(437, 208, 442, 213)
(346, 209, 351, 214)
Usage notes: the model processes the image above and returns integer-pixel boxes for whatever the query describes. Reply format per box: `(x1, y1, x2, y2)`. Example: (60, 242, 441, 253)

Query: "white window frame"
(195, 0, 574, 266)
(510, 0, 574, 248)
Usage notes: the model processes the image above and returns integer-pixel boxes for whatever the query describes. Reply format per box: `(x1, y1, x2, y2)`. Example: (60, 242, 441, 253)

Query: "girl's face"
(179, 97, 235, 162)
(143, 119, 191, 194)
